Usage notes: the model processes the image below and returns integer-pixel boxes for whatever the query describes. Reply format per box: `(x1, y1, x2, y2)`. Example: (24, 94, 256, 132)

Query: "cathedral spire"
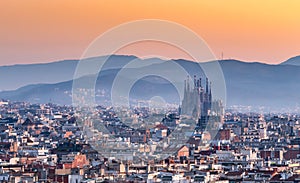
(187, 75, 190, 92)
(194, 75, 197, 88)
(199, 78, 202, 88)
(209, 81, 212, 100)
(206, 77, 209, 93)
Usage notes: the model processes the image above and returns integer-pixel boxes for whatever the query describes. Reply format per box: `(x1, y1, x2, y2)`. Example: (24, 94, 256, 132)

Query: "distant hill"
(0, 59, 78, 91)
(280, 55, 300, 66)
(1, 55, 300, 112)
(0, 55, 138, 91)
(219, 60, 300, 110)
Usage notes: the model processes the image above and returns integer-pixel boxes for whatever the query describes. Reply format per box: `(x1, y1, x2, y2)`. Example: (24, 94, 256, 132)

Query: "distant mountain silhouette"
(0, 55, 138, 91)
(280, 55, 300, 66)
(1, 55, 300, 112)
(0, 59, 77, 91)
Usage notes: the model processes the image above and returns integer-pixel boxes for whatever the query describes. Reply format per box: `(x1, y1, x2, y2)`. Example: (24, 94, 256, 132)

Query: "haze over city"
(1, 1, 300, 183)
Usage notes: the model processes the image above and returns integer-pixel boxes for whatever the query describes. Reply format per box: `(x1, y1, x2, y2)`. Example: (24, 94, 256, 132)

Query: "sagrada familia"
(181, 75, 212, 118)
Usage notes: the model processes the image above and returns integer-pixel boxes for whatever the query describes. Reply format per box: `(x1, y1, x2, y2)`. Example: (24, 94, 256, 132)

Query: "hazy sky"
(1, 0, 300, 66)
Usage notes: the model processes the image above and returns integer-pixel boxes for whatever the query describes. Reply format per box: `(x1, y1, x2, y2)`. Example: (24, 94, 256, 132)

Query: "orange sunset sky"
(0, 0, 300, 65)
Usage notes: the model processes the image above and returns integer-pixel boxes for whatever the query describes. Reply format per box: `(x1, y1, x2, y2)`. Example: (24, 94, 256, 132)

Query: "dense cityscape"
(0, 77, 299, 183)
(1, 1, 300, 182)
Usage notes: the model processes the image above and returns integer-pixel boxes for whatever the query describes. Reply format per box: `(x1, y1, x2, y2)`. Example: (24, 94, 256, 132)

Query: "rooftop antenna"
(221, 52, 224, 60)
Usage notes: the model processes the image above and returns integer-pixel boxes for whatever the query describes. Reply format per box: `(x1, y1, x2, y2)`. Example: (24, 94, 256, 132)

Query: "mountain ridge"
(1, 55, 300, 112)
(280, 55, 300, 66)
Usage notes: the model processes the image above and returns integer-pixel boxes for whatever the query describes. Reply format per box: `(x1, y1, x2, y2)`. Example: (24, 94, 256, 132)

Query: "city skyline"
(1, 1, 300, 183)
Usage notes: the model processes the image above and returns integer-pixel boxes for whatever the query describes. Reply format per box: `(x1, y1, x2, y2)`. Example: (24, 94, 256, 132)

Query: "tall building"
(181, 75, 211, 118)
(181, 75, 224, 131)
